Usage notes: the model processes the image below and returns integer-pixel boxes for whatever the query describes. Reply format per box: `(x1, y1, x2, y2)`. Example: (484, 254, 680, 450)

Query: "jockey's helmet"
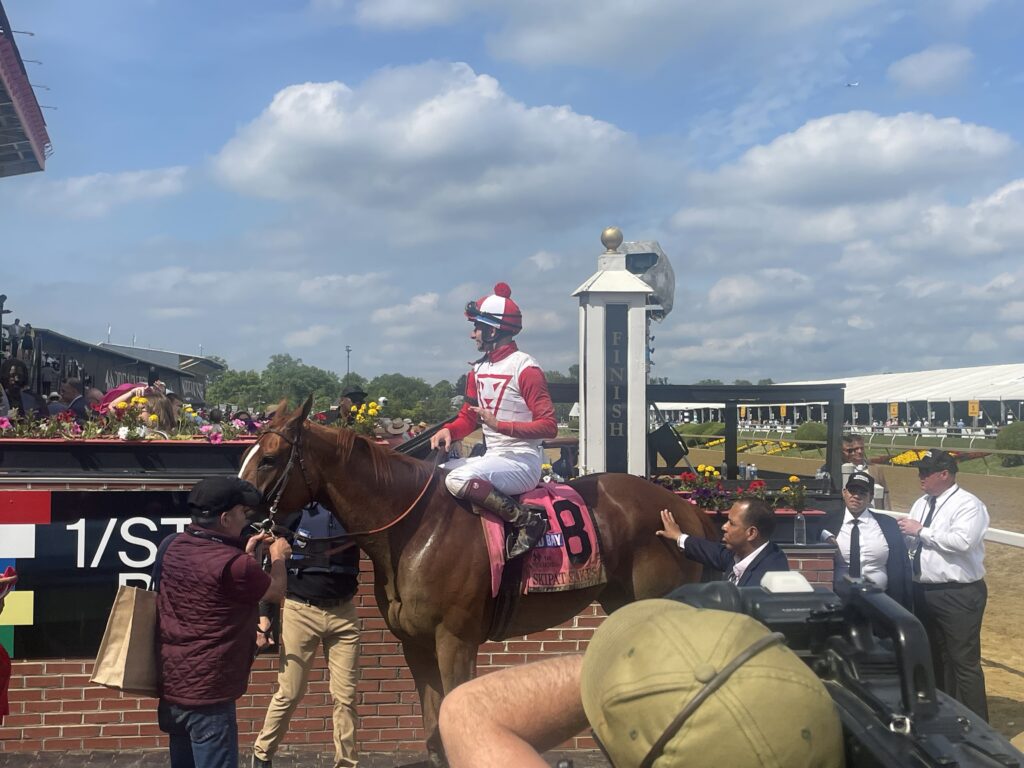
(465, 282, 522, 336)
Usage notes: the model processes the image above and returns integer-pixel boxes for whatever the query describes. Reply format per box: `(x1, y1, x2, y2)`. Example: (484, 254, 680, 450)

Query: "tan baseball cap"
(581, 599, 844, 768)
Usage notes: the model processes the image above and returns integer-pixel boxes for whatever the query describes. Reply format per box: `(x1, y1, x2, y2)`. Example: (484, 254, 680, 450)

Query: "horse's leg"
(403, 642, 448, 768)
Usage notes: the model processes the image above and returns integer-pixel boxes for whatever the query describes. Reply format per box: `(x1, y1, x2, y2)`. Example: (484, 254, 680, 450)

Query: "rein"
(251, 426, 443, 557)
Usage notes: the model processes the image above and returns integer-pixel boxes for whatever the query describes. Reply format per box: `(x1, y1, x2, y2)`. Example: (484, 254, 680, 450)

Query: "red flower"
(680, 472, 697, 484)
(315, 412, 327, 422)
(748, 479, 766, 490)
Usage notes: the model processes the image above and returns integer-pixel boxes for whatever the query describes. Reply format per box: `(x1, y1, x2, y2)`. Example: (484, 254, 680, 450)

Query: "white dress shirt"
(908, 484, 988, 584)
(834, 509, 889, 590)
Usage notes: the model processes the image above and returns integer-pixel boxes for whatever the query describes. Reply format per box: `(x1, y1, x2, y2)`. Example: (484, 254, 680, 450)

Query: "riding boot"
(464, 479, 548, 560)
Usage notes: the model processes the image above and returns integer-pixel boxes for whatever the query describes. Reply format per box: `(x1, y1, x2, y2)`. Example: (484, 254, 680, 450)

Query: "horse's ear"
(270, 398, 287, 424)
(299, 394, 315, 421)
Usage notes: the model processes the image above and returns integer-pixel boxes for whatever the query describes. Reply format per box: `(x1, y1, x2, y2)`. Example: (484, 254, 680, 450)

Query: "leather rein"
(250, 425, 441, 557)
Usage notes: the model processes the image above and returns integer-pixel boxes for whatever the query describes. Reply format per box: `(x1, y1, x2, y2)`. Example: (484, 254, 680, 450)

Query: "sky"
(2, 0, 1023, 386)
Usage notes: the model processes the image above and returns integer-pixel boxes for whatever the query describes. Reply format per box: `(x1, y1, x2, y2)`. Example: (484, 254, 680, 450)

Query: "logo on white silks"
(476, 374, 512, 414)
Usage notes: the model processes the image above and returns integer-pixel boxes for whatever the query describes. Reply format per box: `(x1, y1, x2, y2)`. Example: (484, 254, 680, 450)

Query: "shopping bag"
(89, 585, 158, 697)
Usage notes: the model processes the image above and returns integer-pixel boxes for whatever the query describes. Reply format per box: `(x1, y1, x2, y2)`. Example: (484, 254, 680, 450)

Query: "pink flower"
(199, 424, 213, 435)
(231, 419, 246, 429)
(209, 432, 223, 444)
(0, 417, 11, 430)
(71, 423, 83, 436)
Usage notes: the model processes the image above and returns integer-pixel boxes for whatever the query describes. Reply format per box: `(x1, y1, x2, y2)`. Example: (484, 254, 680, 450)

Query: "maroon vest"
(157, 527, 269, 706)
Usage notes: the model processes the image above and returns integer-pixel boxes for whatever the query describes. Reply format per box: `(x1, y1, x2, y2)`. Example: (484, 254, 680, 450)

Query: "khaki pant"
(253, 597, 360, 767)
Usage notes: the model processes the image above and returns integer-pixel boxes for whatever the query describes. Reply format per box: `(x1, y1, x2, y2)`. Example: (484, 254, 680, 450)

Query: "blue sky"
(2, 0, 1023, 384)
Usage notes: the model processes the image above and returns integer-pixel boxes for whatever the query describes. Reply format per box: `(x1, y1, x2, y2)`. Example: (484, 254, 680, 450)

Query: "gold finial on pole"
(601, 227, 623, 253)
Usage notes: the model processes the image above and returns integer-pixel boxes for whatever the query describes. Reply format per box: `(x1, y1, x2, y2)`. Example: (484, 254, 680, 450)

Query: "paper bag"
(90, 585, 158, 697)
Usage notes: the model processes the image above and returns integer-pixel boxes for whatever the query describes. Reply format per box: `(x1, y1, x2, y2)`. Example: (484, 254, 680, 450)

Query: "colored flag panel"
(0, 491, 51, 524)
(0, 591, 33, 626)
(0, 525, 35, 558)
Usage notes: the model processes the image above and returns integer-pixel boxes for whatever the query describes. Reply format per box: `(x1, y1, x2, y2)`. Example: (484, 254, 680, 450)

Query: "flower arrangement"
(777, 475, 807, 512)
(677, 464, 734, 511)
(735, 478, 768, 502)
(345, 400, 381, 436)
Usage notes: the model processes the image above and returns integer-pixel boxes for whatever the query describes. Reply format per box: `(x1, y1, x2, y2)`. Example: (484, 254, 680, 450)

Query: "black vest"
(290, 503, 359, 576)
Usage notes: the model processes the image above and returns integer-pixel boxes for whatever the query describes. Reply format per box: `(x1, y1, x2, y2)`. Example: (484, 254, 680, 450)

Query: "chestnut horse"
(240, 397, 714, 766)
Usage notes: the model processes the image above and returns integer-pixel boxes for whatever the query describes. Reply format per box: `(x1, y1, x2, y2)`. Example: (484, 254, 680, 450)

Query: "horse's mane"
(327, 423, 433, 489)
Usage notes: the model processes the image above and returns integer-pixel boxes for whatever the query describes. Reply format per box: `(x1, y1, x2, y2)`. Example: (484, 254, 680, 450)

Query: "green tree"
(995, 422, 1024, 467)
(695, 378, 724, 385)
(205, 368, 265, 410)
(339, 372, 369, 394)
(757, 378, 775, 386)
(261, 354, 343, 411)
(733, 379, 753, 386)
(368, 373, 437, 421)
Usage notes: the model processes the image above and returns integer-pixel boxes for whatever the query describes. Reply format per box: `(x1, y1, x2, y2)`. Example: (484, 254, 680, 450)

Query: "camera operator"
(439, 599, 843, 768)
(656, 499, 789, 585)
(897, 449, 989, 720)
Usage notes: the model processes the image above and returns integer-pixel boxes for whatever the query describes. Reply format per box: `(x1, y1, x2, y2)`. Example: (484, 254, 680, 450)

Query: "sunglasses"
(917, 468, 947, 478)
(590, 632, 785, 768)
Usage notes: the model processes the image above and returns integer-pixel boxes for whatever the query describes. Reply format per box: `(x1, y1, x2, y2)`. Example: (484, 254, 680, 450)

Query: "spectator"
(439, 598, 843, 768)
(657, 499, 789, 586)
(46, 392, 67, 416)
(385, 417, 409, 447)
(8, 319, 22, 358)
(325, 386, 369, 426)
(17, 323, 35, 363)
(85, 387, 104, 413)
(156, 477, 291, 768)
(61, 378, 91, 422)
(898, 450, 989, 720)
(252, 503, 361, 768)
(1, 358, 48, 419)
(99, 380, 166, 414)
(821, 471, 912, 610)
(145, 391, 177, 432)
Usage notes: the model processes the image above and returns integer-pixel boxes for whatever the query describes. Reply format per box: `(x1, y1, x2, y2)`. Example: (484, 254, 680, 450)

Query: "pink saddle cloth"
(481, 483, 606, 597)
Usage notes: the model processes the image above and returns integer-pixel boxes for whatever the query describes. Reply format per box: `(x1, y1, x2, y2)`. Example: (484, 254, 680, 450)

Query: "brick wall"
(1, 552, 831, 755)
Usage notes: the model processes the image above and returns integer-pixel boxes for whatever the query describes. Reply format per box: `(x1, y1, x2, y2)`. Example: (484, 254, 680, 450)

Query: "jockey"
(430, 282, 558, 559)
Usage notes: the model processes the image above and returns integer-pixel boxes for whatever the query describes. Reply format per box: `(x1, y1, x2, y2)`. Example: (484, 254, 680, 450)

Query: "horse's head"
(239, 394, 317, 521)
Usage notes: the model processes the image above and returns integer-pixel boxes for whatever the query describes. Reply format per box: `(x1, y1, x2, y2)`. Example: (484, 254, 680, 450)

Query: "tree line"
(205, 355, 581, 424)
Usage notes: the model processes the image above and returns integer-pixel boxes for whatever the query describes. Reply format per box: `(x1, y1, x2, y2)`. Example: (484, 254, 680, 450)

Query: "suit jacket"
(832, 510, 913, 611)
(682, 537, 790, 587)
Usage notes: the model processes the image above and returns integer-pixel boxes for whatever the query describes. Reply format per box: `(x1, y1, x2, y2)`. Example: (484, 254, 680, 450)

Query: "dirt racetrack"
(687, 449, 1024, 740)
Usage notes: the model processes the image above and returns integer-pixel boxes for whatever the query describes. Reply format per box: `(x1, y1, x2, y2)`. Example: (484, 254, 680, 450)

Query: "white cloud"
(149, 307, 200, 319)
(214, 63, 654, 243)
(528, 250, 560, 271)
(683, 111, 1011, 208)
(887, 44, 974, 90)
(37, 166, 187, 218)
(297, 272, 388, 303)
(284, 324, 334, 346)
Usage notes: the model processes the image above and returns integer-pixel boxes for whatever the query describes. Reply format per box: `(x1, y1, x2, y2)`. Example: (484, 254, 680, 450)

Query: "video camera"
(666, 579, 1022, 767)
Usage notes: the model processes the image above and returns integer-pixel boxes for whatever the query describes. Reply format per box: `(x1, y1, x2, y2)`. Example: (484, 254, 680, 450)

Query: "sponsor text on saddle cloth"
(481, 483, 605, 596)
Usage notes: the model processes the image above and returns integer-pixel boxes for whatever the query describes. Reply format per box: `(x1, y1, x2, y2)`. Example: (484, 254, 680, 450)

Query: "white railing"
(875, 510, 1024, 549)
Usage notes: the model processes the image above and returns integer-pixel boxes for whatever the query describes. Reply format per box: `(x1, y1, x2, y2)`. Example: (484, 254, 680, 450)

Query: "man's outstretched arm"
(440, 655, 588, 768)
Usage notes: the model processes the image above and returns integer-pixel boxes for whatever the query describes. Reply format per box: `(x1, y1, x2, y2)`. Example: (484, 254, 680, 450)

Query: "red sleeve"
(445, 371, 480, 441)
(223, 554, 272, 603)
(496, 366, 558, 440)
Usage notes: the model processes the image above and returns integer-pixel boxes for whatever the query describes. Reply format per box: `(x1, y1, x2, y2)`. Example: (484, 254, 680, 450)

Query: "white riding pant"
(443, 450, 543, 498)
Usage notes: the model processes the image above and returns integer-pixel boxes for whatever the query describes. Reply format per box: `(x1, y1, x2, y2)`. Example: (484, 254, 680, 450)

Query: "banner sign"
(968, 400, 980, 417)
(888, 402, 899, 419)
(1, 490, 190, 659)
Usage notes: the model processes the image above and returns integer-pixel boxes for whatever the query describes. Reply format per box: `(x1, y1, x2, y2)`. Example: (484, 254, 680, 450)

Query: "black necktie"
(728, 571, 738, 584)
(912, 496, 937, 577)
(849, 519, 861, 578)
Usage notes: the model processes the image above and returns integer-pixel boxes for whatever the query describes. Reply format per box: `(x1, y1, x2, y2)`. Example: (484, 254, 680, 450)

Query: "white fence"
(876, 510, 1024, 550)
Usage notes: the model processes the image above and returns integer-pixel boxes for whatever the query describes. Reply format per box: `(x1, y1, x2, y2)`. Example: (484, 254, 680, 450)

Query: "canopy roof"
(789, 363, 1024, 404)
(0, 1, 50, 178)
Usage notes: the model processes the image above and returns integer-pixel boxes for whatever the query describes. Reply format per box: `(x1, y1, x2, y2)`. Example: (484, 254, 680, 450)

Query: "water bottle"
(820, 470, 831, 494)
(720, 460, 729, 479)
(793, 512, 807, 545)
(739, 462, 747, 480)
(749, 463, 757, 480)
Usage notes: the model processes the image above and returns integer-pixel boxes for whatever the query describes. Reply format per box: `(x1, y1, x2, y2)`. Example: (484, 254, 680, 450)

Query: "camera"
(666, 580, 1022, 767)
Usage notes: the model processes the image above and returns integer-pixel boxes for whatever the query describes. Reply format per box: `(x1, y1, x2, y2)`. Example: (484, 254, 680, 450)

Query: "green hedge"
(995, 422, 1024, 467)
(793, 421, 827, 443)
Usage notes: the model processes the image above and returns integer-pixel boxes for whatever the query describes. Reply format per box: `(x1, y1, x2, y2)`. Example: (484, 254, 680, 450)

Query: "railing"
(874, 509, 1024, 550)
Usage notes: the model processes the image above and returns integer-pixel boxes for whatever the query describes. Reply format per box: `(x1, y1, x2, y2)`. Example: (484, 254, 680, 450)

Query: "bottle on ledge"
(793, 511, 807, 545)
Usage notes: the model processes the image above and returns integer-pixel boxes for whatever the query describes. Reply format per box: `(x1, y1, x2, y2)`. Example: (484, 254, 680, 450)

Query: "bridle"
(249, 423, 443, 557)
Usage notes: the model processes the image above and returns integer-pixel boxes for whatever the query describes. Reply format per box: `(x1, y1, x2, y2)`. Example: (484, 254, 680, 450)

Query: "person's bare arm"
(440, 655, 588, 768)
(260, 537, 291, 604)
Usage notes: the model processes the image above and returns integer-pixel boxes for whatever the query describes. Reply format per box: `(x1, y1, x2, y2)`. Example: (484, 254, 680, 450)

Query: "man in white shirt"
(898, 450, 989, 720)
(822, 471, 912, 609)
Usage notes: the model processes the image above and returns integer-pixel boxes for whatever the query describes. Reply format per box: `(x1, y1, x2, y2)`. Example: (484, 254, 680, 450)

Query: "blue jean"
(158, 699, 239, 768)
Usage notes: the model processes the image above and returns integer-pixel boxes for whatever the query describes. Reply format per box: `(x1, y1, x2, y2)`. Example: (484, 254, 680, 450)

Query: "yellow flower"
(148, 414, 159, 422)
(781, 486, 791, 493)
(788, 475, 800, 482)
(542, 463, 552, 472)
(697, 464, 706, 472)
(350, 405, 358, 412)
(115, 402, 128, 410)
(713, 471, 721, 478)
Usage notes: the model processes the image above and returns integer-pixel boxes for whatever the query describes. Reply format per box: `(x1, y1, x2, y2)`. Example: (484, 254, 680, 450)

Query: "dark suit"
(832, 510, 913, 611)
(66, 395, 91, 423)
(682, 536, 789, 587)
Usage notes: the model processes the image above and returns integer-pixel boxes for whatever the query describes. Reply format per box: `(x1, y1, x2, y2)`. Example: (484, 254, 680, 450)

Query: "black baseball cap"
(187, 477, 261, 519)
(845, 470, 874, 494)
(917, 450, 958, 475)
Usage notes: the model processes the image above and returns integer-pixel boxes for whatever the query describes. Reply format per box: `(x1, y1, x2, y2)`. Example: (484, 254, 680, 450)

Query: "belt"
(287, 595, 351, 608)
(915, 579, 984, 591)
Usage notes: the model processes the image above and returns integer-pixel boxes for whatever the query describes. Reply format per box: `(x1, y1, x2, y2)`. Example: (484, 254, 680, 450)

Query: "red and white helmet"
(465, 282, 522, 336)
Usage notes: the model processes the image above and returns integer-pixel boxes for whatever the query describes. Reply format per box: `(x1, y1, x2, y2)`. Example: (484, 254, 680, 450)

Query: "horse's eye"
(259, 455, 276, 467)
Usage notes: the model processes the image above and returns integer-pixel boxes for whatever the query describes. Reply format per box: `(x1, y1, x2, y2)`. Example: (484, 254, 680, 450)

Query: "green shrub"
(793, 421, 827, 444)
(995, 422, 1024, 467)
